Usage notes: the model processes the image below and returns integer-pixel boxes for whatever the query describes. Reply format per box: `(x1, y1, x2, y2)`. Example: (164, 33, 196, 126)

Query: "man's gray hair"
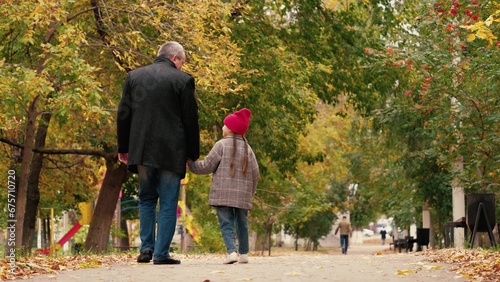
(157, 41, 185, 60)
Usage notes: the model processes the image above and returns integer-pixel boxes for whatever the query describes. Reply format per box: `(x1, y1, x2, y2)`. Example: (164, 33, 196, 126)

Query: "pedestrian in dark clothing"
(380, 227, 387, 245)
(117, 41, 200, 265)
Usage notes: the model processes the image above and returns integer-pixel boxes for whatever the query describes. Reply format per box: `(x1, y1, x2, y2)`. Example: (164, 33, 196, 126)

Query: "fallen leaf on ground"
(284, 271, 303, 276)
(210, 270, 226, 274)
(419, 248, 500, 281)
(424, 265, 442, 270)
(396, 269, 414, 275)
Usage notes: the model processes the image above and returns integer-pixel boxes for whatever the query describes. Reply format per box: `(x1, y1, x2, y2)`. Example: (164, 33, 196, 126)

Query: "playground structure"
(177, 200, 202, 245)
(178, 175, 202, 250)
(37, 190, 202, 254)
(37, 202, 92, 255)
(53, 202, 92, 251)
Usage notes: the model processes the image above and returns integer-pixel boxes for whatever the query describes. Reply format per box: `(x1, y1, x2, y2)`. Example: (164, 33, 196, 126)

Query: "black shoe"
(137, 250, 153, 263)
(153, 258, 181, 265)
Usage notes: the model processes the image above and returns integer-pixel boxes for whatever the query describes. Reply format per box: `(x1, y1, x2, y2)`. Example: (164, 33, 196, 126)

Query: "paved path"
(25, 245, 467, 282)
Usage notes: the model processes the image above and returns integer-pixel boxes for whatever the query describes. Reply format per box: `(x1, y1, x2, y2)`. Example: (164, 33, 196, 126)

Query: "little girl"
(188, 108, 260, 264)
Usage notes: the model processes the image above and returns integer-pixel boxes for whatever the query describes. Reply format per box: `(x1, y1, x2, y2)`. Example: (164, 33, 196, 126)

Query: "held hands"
(118, 153, 128, 164)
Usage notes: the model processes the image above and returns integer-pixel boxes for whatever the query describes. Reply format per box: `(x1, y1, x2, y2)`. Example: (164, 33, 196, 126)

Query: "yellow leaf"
(467, 33, 476, 42)
(396, 269, 414, 275)
(284, 271, 303, 276)
(424, 265, 443, 270)
(210, 270, 225, 274)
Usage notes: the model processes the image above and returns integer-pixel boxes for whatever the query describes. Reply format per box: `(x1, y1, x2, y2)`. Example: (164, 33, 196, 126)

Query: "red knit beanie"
(223, 108, 251, 135)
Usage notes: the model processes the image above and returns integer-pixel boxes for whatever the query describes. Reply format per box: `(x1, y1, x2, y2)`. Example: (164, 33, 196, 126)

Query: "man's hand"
(118, 153, 128, 164)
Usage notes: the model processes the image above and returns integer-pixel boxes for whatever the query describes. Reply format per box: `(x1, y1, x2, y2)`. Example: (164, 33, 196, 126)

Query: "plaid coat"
(189, 136, 259, 210)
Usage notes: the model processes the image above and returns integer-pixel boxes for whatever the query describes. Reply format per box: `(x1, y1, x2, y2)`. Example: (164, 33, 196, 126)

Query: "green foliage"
(73, 224, 89, 245)
(369, 0, 500, 191)
(184, 172, 228, 253)
(6, 0, 499, 253)
(0, 0, 245, 242)
(347, 0, 500, 233)
(280, 171, 339, 245)
(230, 9, 319, 174)
(120, 175, 139, 221)
(191, 221, 226, 254)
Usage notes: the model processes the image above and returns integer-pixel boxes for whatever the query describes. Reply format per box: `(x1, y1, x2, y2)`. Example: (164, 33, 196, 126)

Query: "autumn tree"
(1, 0, 107, 253)
(352, 0, 500, 243)
(1, 0, 244, 253)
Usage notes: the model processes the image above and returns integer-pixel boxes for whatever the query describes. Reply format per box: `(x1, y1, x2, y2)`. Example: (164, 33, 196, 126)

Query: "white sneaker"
(238, 254, 248, 263)
(223, 252, 238, 264)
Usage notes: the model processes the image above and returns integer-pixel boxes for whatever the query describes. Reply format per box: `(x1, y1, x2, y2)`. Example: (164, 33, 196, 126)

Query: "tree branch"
(34, 148, 111, 159)
(67, 7, 96, 22)
(89, 0, 132, 72)
(0, 137, 20, 147)
(0, 137, 114, 160)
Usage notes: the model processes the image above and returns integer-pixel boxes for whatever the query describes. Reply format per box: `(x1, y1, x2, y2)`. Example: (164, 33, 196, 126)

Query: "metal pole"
(50, 208, 54, 255)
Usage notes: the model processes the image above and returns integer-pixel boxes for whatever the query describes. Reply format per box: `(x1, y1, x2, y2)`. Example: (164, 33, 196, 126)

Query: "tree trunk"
(14, 16, 57, 254)
(313, 241, 319, 251)
(119, 218, 130, 251)
(267, 227, 272, 256)
(15, 98, 39, 254)
(294, 227, 299, 251)
(429, 208, 435, 249)
(437, 213, 442, 249)
(85, 159, 127, 253)
(23, 112, 52, 254)
(266, 220, 273, 256)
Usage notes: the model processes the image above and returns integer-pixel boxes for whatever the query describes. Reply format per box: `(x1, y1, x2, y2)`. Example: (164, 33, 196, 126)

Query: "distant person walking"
(188, 108, 260, 264)
(380, 227, 387, 245)
(117, 41, 200, 265)
(335, 216, 352, 254)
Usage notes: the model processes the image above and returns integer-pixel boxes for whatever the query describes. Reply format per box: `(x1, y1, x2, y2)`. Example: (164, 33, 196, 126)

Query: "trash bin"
(416, 228, 429, 251)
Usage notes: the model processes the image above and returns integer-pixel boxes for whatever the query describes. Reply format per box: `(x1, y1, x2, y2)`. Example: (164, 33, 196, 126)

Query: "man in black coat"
(117, 41, 200, 265)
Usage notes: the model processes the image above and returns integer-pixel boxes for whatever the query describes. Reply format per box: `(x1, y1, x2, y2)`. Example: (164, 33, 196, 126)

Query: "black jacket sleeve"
(180, 75, 200, 160)
(117, 74, 132, 153)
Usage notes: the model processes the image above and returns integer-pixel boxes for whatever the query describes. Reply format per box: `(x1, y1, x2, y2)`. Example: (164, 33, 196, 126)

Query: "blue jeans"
(216, 206, 249, 254)
(138, 165, 181, 261)
(340, 235, 349, 254)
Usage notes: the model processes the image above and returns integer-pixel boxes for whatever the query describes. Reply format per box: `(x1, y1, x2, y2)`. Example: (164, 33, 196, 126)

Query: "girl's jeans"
(216, 206, 249, 254)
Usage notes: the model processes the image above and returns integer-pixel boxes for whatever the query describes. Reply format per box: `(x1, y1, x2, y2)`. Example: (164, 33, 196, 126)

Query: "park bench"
(390, 228, 429, 253)
(390, 236, 416, 253)
(389, 238, 404, 252)
(444, 217, 467, 248)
